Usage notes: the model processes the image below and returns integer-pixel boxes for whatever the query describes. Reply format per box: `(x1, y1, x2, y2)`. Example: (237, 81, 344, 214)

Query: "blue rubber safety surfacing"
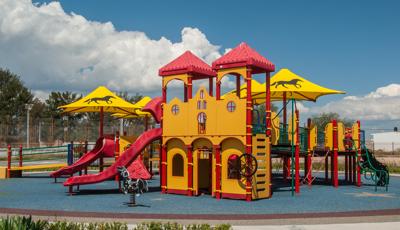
(0, 173, 398, 215)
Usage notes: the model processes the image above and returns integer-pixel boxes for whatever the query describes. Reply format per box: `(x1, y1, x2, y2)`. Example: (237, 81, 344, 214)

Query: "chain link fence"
(0, 117, 147, 148)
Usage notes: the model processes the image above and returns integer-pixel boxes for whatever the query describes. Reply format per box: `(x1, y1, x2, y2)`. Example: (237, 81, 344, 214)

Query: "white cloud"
(307, 84, 400, 120)
(0, 0, 223, 97)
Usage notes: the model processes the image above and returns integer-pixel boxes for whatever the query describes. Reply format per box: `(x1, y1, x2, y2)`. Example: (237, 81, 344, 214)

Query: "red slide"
(64, 128, 161, 187)
(50, 137, 115, 178)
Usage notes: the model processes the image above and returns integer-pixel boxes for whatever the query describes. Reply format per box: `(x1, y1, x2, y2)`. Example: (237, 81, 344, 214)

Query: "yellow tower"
(159, 43, 275, 201)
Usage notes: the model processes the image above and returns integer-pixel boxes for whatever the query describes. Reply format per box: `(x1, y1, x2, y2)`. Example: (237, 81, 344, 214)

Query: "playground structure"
(1, 42, 389, 202)
(156, 42, 389, 201)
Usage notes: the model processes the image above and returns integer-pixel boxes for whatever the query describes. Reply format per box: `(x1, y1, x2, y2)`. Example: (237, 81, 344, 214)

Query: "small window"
(172, 154, 184, 176)
(202, 101, 207, 109)
(227, 154, 240, 179)
(200, 90, 204, 99)
(197, 101, 201, 109)
(227, 101, 236, 112)
(171, 105, 179, 115)
(198, 112, 207, 134)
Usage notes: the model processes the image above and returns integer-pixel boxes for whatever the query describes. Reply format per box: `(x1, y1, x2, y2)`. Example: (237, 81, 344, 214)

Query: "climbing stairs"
(251, 134, 271, 199)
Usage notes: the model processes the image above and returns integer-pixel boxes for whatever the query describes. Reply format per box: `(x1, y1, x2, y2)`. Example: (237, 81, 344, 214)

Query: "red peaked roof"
(159, 51, 216, 77)
(212, 42, 275, 73)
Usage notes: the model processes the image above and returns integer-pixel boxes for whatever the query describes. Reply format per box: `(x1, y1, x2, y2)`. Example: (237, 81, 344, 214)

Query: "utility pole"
(25, 104, 33, 148)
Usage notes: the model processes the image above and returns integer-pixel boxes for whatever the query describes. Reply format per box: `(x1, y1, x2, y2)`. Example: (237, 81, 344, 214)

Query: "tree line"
(0, 68, 144, 145)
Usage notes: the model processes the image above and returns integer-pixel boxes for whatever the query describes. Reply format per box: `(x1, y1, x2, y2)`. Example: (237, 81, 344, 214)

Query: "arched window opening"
(227, 154, 240, 179)
(198, 112, 207, 134)
(172, 154, 184, 176)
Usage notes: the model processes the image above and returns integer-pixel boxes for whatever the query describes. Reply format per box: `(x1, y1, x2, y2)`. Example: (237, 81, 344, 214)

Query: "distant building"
(371, 131, 400, 152)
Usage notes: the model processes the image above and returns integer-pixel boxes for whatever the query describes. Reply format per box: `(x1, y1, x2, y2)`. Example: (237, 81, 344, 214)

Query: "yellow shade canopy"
(59, 86, 138, 114)
(111, 96, 152, 118)
(111, 112, 149, 119)
(223, 69, 345, 104)
(133, 96, 152, 108)
(221, 79, 265, 100)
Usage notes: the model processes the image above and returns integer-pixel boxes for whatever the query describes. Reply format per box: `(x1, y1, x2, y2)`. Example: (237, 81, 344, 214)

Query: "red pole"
(99, 107, 104, 137)
(307, 118, 312, 185)
(187, 77, 192, 100)
(19, 144, 23, 167)
(187, 145, 193, 196)
(161, 144, 167, 193)
(99, 107, 104, 172)
(332, 120, 339, 187)
(349, 155, 353, 183)
(356, 120, 361, 187)
(161, 79, 167, 193)
(214, 145, 221, 199)
(184, 84, 188, 102)
(295, 109, 300, 193)
(216, 80, 221, 100)
(345, 155, 348, 182)
(209, 77, 213, 96)
(84, 140, 88, 175)
(283, 92, 288, 182)
(245, 68, 253, 201)
(265, 72, 272, 196)
(236, 75, 241, 97)
(7, 145, 11, 177)
(325, 155, 329, 182)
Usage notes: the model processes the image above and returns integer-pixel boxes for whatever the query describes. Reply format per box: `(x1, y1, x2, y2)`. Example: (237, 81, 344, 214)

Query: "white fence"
(366, 141, 400, 154)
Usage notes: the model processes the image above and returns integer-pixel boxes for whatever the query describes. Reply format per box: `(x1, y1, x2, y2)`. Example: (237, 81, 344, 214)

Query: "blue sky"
(1, 0, 400, 132)
(34, 0, 400, 97)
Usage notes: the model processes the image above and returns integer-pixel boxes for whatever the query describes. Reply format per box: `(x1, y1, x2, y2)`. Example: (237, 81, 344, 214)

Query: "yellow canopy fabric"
(221, 79, 264, 100)
(59, 86, 138, 114)
(133, 96, 152, 108)
(222, 69, 345, 104)
(111, 96, 152, 118)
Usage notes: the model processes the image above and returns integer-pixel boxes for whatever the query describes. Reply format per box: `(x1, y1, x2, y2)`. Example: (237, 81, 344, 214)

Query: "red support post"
(353, 156, 357, 184)
(265, 72, 271, 137)
(325, 155, 329, 182)
(287, 157, 291, 181)
(307, 118, 312, 185)
(19, 144, 23, 167)
(115, 131, 120, 187)
(356, 120, 362, 186)
(84, 140, 88, 175)
(187, 145, 193, 196)
(236, 75, 241, 97)
(245, 68, 253, 201)
(349, 155, 353, 183)
(283, 92, 287, 130)
(161, 144, 167, 193)
(214, 145, 221, 199)
(7, 145, 11, 178)
(209, 77, 213, 96)
(184, 84, 188, 102)
(187, 77, 192, 100)
(216, 80, 221, 100)
(295, 109, 300, 193)
(265, 72, 272, 196)
(332, 120, 339, 187)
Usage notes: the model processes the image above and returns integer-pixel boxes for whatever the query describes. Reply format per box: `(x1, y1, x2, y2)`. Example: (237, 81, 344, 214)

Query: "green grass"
(0, 216, 232, 230)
